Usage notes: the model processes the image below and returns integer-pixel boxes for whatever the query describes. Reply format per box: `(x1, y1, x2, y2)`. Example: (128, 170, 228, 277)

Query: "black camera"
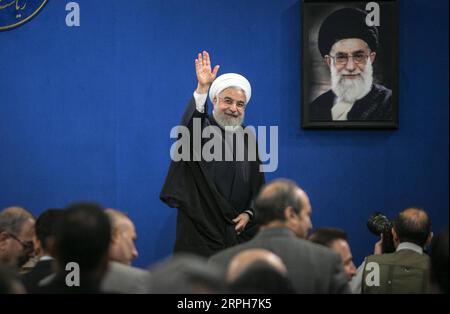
(367, 212, 396, 254)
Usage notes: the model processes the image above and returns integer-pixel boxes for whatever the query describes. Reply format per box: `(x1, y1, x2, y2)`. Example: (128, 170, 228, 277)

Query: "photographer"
(350, 208, 433, 294)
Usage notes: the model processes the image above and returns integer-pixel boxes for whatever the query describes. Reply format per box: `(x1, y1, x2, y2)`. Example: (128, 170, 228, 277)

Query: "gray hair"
(0, 207, 34, 236)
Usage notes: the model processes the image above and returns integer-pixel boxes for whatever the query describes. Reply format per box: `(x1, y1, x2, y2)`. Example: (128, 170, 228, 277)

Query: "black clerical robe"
(309, 84, 392, 121)
(160, 97, 265, 257)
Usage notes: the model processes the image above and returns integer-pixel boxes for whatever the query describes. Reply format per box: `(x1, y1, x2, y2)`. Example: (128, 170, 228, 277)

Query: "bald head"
(393, 208, 432, 247)
(255, 179, 312, 238)
(105, 208, 138, 265)
(227, 249, 287, 282)
(105, 209, 130, 227)
(256, 179, 305, 223)
(400, 208, 429, 223)
(1, 207, 33, 218)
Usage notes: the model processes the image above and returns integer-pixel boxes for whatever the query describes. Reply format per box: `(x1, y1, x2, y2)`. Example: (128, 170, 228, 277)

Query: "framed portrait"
(301, 0, 398, 129)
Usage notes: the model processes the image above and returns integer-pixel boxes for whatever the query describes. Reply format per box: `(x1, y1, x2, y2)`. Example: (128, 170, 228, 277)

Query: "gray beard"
(212, 104, 244, 129)
(331, 60, 373, 103)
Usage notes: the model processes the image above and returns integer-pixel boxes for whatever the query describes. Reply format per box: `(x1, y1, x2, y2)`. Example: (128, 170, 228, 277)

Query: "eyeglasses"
(328, 53, 370, 65)
(218, 96, 246, 109)
(7, 232, 34, 252)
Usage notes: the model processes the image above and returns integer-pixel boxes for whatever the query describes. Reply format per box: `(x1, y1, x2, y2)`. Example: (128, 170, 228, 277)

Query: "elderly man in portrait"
(309, 8, 392, 121)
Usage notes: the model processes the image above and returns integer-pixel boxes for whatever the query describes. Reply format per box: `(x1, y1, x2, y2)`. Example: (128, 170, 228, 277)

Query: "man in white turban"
(207, 72, 251, 129)
(160, 51, 265, 257)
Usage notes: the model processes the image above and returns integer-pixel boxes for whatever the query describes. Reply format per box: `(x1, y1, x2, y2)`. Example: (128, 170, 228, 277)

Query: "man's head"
(148, 254, 225, 294)
(392, 208, 432, 248)
(55, 203, 111, 281)
(34, 208, 64, 258)
(227, 249, 287, 283)
(327, 38, 375, 103)
(309, 228, 356, 280)
(209, 73, 251, 128)
(105, 209, 138, 265)
(0, 207, 35, 268)
(254, 179, 312, 239)
(227, 249, 295, 293)
(319, 8, 378, 103)
(213, 87, 246, 128)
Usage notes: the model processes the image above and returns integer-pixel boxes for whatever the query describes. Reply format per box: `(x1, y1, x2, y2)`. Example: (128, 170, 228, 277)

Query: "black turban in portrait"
(318, 7, 379, 57)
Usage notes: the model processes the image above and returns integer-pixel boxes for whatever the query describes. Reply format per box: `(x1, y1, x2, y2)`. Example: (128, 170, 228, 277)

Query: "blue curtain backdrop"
(0, 0, 448, 268)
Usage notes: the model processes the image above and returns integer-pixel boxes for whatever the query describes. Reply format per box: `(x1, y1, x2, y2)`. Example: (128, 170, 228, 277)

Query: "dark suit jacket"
(34, 274, 106, 294)
(209, 227, 351, 294)
(310, 84, 392, 121)
(21, 259, 55, 293)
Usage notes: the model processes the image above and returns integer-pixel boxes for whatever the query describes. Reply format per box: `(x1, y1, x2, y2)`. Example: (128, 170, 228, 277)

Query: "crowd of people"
(0, 179, 447, 294)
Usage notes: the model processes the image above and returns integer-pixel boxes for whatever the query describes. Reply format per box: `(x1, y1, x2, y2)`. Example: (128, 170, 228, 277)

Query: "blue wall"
(1, 0, 448, 268)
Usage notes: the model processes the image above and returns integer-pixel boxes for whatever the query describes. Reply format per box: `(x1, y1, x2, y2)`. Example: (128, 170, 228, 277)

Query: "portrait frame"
(301, 0, 398, 129)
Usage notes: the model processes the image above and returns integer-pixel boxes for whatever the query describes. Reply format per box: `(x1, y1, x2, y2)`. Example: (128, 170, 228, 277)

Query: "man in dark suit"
(209, 179, 350, 293)
(309, 227, 357, 281)
(36, 203, 112, 294)
(102, 208, 150, 293)
(21, 209, 63, 293)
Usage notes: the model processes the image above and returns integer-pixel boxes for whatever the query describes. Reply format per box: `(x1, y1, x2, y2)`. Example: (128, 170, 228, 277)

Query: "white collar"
(39, 255, 54, 261)
(396, 242, 423, 254)
(331, 99, 354, 120)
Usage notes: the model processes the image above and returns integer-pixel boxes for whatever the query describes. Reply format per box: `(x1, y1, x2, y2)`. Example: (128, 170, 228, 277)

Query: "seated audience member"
(21, 209, 64, 292)
(102, 209, 150, 293)
(37, 202, 111, 294)
(147, 254, 225, 294)
(227, 248, 287, 282)
(355, 208, 433, 294)
(105, 209, 138, 265)
(430, 228, 448, 294)
(209, 179, 350, 294)
(0, 207, 35, 269)
(309, 227, 357, 281)
(227, 248, 295, 293)
(0, 265, 26, 294)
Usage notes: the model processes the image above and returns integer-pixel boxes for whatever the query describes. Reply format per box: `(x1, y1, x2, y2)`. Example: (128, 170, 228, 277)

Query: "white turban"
(209, 73, 252, 105)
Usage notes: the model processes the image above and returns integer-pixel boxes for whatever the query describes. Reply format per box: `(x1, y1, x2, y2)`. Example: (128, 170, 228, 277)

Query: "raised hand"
(195, 51, 219, 94)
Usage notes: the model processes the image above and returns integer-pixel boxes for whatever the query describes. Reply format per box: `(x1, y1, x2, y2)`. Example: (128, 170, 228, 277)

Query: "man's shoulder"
(21, 260, 54, 291)
(107, 261, 150, 278)
(22, 259, 53, 277)
(371, 83, 392, 101)
(310, 90, 335, 106)
(102, 262, 150, 293)
(209, 229, 341, 265)
(373, 83, 392, 95)
(309, 90, 335, 120)
(365, 250, 429, 266)
(208, 233, 279, 270)
(286, 237, 341, 262)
